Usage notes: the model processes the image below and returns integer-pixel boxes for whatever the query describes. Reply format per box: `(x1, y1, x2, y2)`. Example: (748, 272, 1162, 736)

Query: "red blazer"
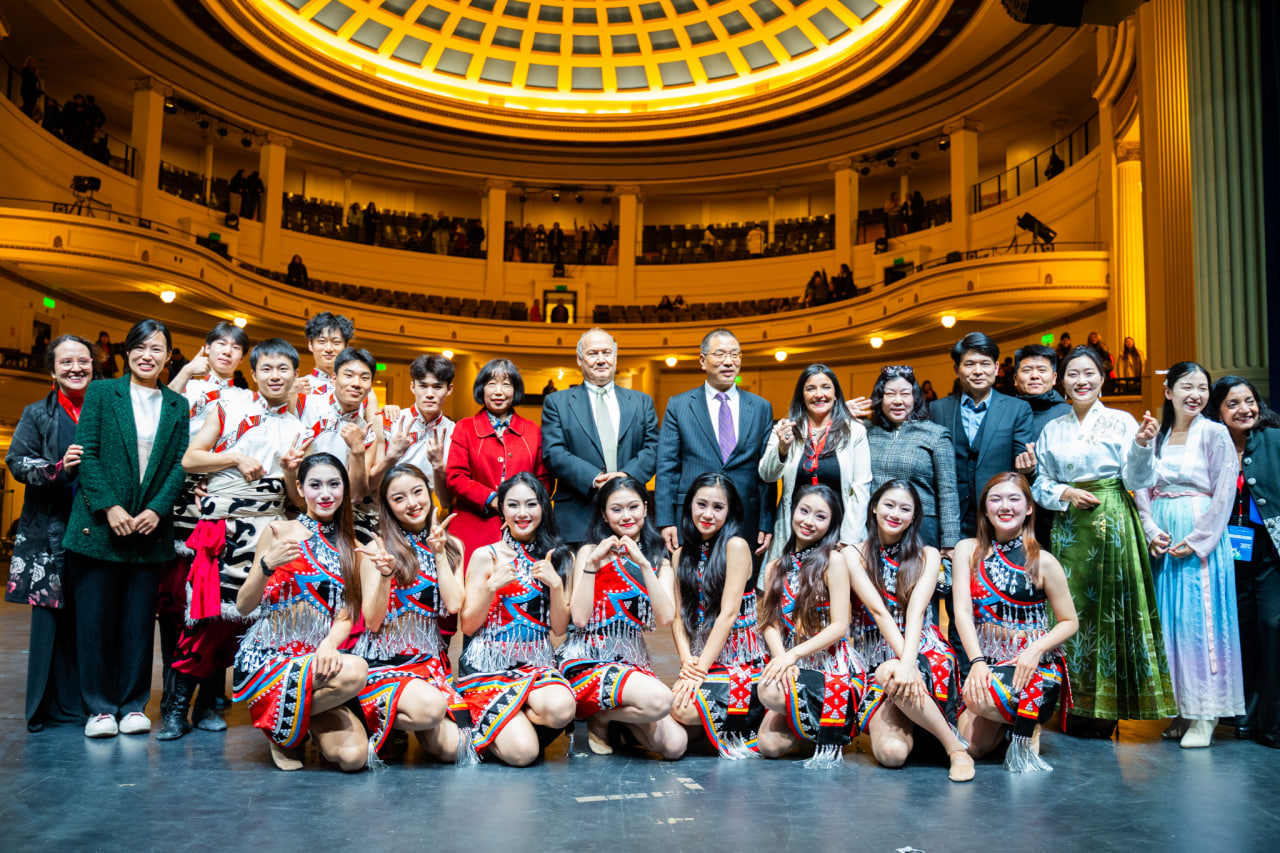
(445, 409, 550, 568)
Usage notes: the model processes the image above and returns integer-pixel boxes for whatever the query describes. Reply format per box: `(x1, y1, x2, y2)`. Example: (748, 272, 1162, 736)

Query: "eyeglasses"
(705, 349, 742, 363)
(55, 358, 94, 369)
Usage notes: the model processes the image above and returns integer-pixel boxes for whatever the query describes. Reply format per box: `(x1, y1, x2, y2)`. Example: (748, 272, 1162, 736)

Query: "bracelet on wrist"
(259, 556, 276, 577)
(969, 655, 992, 667)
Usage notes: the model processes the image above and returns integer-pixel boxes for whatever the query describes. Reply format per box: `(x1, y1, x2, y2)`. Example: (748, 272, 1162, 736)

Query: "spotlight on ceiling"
(518, 193, 528, 203)
(159, 289, 176, 303)
(216, 125, 228, 138)
(442, 350, 454, 360)
(197, 116, 210, 130)
(601, 194, 613, 205)
(941, 315, 957, 328)
(887, 156, 897, 168)
(551, 190, 561, 203)
(1016, 212, 1057, 245)
(869, 336, 883, 349)
(774, 350, 787, 362)
(859, 165, 871, 176)
(938, 137, 950, 151)
(233, 316, 247, 328)
(240, 134, 252, 148)
(575, 193, 584, 204)
(910, 149, 920, 160)
(665, 356, 677, 367)
(163, 98, 177, 114)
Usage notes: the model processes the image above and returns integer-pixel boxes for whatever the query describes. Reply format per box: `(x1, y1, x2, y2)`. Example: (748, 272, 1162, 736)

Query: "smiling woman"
(62, 319, 191, 739)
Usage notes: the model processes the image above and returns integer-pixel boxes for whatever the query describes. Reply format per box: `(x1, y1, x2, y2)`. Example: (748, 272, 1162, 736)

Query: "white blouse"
(1032, 400, 1156, 512)
(131, 383, 163, 481)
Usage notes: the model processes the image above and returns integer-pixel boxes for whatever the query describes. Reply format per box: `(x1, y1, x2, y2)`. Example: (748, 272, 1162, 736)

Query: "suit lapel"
(726, 393, 759, 464)
(112, 379, 141, 481)
(615, 388, 637, 443)
(689, 387, 720, 455)
(568, 384, 604, 456)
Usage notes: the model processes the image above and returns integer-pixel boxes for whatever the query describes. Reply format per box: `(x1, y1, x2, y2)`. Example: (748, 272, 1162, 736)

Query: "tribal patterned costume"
(965, 536, 1071, 772)
(356, 531, 477, 767)
(773, 551, 865, 767)
(558, 553, 657, 719)
(232, 515, 346, 747)
(455, 533, 571, 752)
(854, 544, 959, 731)
(685, 543, 767, 758)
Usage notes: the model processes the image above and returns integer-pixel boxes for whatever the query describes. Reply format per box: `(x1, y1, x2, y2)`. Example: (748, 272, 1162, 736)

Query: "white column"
(1114, 144, 1148, 361)
(200, 135, 215, 205)
(258, 133, 290, 267)
(765, 186, 777, 245)
(943, 118, 982, 256)
(617, 186, 639, 304)
(484, 180, 509, 298)
(129, 78, 167, 221)
(829, 160, 854, 269)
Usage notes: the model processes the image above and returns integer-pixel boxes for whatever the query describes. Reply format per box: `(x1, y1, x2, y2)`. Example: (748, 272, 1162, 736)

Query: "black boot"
(193, 672, 228, 732)
(156, 670, 196, 741)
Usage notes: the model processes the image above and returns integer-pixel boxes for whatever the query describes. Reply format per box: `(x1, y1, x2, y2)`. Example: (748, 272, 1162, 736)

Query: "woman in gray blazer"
(759, 364, 871, 573)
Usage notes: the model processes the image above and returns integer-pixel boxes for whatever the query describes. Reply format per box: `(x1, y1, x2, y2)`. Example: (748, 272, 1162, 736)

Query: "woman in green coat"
(64, 319, 189, 738)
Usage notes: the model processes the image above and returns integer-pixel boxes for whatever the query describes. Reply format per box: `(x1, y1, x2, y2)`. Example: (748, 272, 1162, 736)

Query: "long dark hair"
(584, 475, 666, 576)
(297, 453, 360, 620)
(786, 364, 852, 452)
(869, 365, 930, 429)
(377, 463, 464, 586)
(497, 471, 572, 577)
(676, 473, 745, 638)
(970, 472, 1042, 587)
(861, 479, 930, 605)
(1157, 361, 1212, 455)
(1207, 375, 1280, 432)
(759, 484, 842, 638)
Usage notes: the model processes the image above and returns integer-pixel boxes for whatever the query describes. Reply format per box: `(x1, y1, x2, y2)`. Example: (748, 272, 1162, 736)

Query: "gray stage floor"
(1, 599, 1276, 853)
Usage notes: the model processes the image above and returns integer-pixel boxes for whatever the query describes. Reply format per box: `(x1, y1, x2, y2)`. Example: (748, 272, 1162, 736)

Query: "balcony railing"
(971, 114, 1100, 213)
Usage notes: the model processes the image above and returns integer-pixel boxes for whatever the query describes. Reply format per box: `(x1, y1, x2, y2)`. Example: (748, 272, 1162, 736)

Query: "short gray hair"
(577, 327, 617, 358)
(700, 328, 738, 354)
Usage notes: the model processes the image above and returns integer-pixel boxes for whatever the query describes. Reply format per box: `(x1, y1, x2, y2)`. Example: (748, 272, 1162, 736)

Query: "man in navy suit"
(542, 328, 660, 545)
(655, 329, 776, 555)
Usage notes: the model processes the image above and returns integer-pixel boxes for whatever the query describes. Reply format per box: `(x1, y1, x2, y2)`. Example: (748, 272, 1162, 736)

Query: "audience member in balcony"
(6, 334, 95, 731)
(433, 216, 452, 255)
(909, 190, 926, 233)
(848, 365, 960, 553)
(453, 221, 469, 256)
(657, 295, 674, 312)
(830, 264, 854, 301)
(656, 329, 776, 558)
(65, 319, 189, 739)
(701, 227, 720, 261)
(228, 170, 245, 219)
(758, 364, 870, 567)
(445, 359, 551, 568)
(83, 96, 105, 150)
(61, 94, 86, 149)
(285, 254, 308, 289)
(1086, 331, 1114, 374)
(533, 225, 548, 263)
(576, 220, 591, 264)
(363, 202, 380, 246)
(371, 354, 455, 509)
(1031, 346, 1171, 738)
(542, 379, 557, 395)
(20, 57, 42, 119)
(747, 223, 766, 258)
(346, 203, 363, 242)
(884, 192, 902, 239)
(995, 358, 1016, 395)
(673, 295, 686, 310)
(549, 222, 566, 264)
(541, 328, 660, 547)
(920, 380, 939, 403)
(529, 299, 542, 323)
(239, 171, 264, 221)
(1012, 344, 1072, 546)
(1118, 337, 1144, 384)
(89, 133, 111, 166)
(466, 220, 485, 258)
(1045, 150, 1066, 180)
(511, 223, 527, 262)
(550, 299, 570, 323)
(802, 270, 830, 309)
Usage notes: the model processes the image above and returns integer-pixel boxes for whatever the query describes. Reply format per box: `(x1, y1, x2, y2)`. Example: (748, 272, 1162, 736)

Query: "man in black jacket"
(1013, 343, 1072, 546)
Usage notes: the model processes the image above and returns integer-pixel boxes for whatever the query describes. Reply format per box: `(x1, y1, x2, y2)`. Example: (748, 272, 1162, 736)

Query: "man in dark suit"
(542, 328, 660, 545)
(655, 329, 776, 555)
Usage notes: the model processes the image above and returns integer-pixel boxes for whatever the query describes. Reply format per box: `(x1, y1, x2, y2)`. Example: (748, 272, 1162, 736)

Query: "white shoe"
(85, 714, 118, 738)
(1180, 718, 1216, 749)
(118, 712, 152, 735)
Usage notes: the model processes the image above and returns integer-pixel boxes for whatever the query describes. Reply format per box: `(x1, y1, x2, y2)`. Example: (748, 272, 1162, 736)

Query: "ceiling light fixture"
(938, 137, 951, 151)
(887, 156, 897, 168)
(665, 356, 677, 367)
(869, 336, 883, 348)
(233, 316, 247, 328)
(159, 289, 176, 303)
(241, 134, 252, 148)
(941, 315, 956, 328)
(216, 125, 228, 138)
(859, 165, 871, 176)
(575, 193, 584, 204)
(774, 350, 787, 362)
(551, 190, 561, 203)
(442, 349, 454, 359)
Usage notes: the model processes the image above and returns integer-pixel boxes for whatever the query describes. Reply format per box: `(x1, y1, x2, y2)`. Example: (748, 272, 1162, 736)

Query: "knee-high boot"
(156, 670, 197, 741)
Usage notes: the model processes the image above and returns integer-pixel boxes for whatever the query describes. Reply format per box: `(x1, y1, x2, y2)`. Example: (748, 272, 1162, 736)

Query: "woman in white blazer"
(759, 364, 872, 578)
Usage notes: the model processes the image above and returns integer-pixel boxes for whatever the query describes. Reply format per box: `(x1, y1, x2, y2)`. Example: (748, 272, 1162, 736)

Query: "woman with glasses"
(759, 364, 871, 569)
(7, 335, 96, 731)
(445, 359, 551, 569)
(852, 366, 961, 553)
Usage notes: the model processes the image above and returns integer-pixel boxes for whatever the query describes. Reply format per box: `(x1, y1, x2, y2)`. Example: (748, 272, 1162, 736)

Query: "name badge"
(1228, 525, 1255, 562)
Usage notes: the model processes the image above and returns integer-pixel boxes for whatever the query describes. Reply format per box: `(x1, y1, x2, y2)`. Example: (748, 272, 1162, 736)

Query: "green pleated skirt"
(1051, 478, 1176, 720)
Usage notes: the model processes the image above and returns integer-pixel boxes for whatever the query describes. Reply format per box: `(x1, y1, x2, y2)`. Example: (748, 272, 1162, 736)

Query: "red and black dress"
(557, 554, 658, 719)
(232, 515, 345, 747)
(455, 534, 571, 752)
(774, 551, 866, 767)
(686, 543, 767, 758)
(966, 536, 1071, 771)
(853, 543, 959, 731)
(356, 530, 478, 767)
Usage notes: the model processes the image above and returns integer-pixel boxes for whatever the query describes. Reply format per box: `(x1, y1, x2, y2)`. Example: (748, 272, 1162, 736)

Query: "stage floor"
(0, 599, 1275, 853)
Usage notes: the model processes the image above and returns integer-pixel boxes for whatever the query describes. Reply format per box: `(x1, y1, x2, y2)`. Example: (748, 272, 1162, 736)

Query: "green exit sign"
(734, 376, 742, 385)
(1041, 333, 1054, 345)
(375, 363, 387, 372)
(554, 284, 568, 291)
(43, 297, 56, 309)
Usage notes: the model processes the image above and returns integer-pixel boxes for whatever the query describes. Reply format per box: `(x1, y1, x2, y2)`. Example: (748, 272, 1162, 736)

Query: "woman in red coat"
(445, 359, 551, 570)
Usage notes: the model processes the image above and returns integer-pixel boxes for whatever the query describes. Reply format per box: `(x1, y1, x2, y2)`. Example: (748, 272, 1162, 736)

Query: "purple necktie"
(715, 391, 735, 463)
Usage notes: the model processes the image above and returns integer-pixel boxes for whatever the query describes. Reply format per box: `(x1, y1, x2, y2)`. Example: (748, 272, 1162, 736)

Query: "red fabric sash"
(185, 519, 227, 620)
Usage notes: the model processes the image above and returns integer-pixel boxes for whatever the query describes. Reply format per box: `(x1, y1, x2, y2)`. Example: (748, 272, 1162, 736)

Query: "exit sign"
(1041, 333, 1054, 345)
(43, 297, 56, 309)
(554, 284, 568, 291)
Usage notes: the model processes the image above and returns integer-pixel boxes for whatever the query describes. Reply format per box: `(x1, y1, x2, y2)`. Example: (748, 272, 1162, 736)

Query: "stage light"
(163, 98, 177, 114)
(910, 149, 920, 160)
(938, 137, 950, 151)
(551, 191, 561, 203)
(217, 125, 228, 138)
(71, 175, 101, 194)
(557, 369, 564, 380)
(665, 356, 677, 367)
(869, 336, 883, 348)
(442, 349, 455, 359)
(859, 165, 871, 176)
(887, 157, 897, 168)
(1016, 212, 1057, 245)
(941, 315, 956, 328)
(518, 194, 528, 203)
(159, 290, 176, 303)
(233, 317, 247, 328)
(575, 193, 584, 204)
(601, 195, 613, 205)
(197, 116, 210, 130)
(241, 134, 252, 148)
(774, 350, 787, 362)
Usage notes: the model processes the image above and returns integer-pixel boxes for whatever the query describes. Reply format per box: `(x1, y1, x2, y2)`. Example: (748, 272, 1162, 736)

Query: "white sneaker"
(118, 712, 152, 735)
(85, 714, 118, 738)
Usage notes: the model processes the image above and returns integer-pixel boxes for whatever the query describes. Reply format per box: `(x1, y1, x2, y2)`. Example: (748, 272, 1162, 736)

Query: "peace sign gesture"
(356, 534, 396, 577)
(425, 508, 456, 555)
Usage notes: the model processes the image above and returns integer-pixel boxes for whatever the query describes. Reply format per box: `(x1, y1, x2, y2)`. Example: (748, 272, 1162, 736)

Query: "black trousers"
(1237, 534, 1280, 743)
(25, 604, 85, 726)
(67, 554, 161, 717)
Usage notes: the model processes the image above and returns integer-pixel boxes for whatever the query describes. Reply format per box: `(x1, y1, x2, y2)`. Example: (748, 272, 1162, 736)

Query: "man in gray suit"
(655, 329, 776, 555)
(542, 328, 659, 545)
